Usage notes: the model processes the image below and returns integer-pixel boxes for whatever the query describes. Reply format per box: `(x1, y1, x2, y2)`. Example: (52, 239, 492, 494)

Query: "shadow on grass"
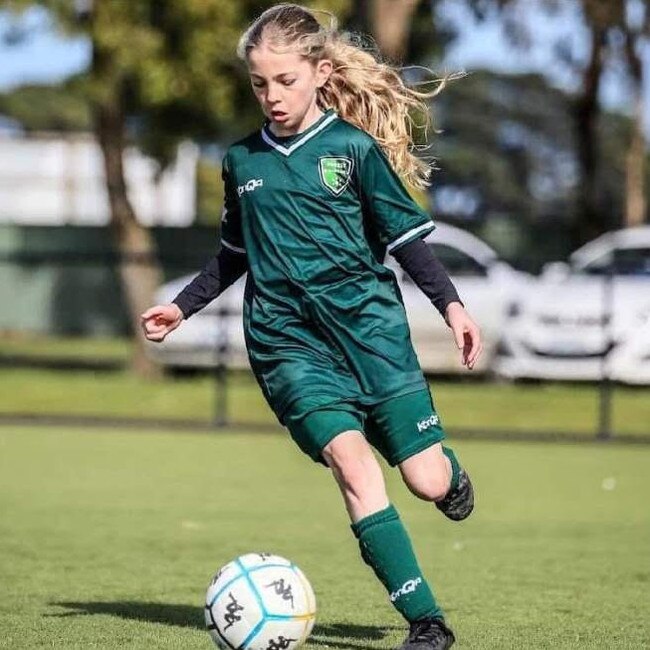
(310, 622, 400, 649)
(49, 601, 203, 630)
(49, 602, 396, 649)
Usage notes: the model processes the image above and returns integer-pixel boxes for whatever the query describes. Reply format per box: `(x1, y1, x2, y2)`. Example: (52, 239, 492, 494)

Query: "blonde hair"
(238, 3, 449, 189)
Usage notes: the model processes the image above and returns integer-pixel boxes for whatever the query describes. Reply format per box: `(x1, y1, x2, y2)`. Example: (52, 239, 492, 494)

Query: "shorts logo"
(390, 577, 422, 602)
(318, 156, 353, 196)
(238, 178, 263, 196)
(417, 414, 440, 433)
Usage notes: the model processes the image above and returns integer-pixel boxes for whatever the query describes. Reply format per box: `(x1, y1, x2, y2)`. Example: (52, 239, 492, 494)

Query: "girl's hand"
(444, 302, 483, 370)
(140, 303, 184, 342)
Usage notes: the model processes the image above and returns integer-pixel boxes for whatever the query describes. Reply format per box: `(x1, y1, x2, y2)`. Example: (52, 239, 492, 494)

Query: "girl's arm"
(392, 238, 482, 370)
(356, 140, 482, 369)
(392, 238, 461, 317)
(172, 246, 248, 319)
(142, 152, 246, 341)
(140, 247, 247, 343)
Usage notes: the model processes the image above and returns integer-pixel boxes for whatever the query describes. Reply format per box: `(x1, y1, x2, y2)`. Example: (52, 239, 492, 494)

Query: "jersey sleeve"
(220, 154, 246, 254)
(358, 141, 435, 254)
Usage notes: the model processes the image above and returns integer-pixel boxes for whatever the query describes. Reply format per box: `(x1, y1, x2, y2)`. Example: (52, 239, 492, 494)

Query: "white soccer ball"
(205, 553, 317, 650)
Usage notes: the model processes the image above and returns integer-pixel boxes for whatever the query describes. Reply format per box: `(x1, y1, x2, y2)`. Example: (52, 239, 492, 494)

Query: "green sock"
(442, 446, 461, 492)
(350, 504, 443, 621)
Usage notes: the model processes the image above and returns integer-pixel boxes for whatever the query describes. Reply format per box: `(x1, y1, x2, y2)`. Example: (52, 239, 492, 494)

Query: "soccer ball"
(205, 553, 317, 650)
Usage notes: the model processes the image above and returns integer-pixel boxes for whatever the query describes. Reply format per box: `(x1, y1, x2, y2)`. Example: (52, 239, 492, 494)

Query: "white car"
(149, 223, 530, 374)
(495, 226, 650, 384)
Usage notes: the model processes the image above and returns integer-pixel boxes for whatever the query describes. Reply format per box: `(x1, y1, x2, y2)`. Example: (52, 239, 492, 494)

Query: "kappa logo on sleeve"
(238, 178, 264, 196)
(318, 156, 353, 196)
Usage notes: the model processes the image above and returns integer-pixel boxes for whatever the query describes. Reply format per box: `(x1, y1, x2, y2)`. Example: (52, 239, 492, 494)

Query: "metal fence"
(0, 248, 648, 443)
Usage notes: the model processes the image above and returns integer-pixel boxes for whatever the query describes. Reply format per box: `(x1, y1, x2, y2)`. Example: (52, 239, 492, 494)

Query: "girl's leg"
(321, 430, 445, 622)
(398, 442, 452, 502)
(321, 429, 388, 521)
(399, 443, 474, 522)
(362, 389, 472, 521)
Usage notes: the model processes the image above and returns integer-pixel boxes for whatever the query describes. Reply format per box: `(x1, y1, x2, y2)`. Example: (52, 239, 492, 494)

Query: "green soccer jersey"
(221, 108, 435, 422)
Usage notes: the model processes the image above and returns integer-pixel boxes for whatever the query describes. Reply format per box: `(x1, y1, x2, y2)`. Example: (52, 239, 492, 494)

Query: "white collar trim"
(261, 112, 338, 156)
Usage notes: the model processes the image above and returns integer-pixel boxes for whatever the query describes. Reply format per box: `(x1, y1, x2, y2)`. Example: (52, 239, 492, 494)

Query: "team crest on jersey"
(318, 156, 353, 196)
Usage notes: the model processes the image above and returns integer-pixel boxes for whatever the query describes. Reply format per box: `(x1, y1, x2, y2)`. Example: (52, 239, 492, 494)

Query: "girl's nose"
(266, 83, 281, 104)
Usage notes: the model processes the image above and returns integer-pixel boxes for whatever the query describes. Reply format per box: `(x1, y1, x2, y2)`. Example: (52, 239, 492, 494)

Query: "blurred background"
(0, 0, 648, 440)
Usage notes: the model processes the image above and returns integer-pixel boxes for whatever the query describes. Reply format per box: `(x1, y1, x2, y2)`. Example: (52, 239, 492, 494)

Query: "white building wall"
(0, 133, 198, 226)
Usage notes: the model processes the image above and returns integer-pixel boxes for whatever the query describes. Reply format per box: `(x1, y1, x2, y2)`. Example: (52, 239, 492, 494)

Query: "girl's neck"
(269, 103, 324, 138)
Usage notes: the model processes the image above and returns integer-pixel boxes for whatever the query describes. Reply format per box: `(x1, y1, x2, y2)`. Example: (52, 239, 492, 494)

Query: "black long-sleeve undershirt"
(172, 247, 248, 319)
(171, 237, 461, 321)
(391, 238, 462, 317)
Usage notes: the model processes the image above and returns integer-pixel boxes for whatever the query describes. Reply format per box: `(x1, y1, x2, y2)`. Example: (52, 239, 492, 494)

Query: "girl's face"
(247, 44, 332, 136)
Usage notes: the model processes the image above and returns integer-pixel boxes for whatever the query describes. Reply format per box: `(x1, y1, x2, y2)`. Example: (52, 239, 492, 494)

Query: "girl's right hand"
(140, 303, 184, 342)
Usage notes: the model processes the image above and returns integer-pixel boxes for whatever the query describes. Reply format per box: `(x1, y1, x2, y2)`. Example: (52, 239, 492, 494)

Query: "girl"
(142, 5, 481, 649)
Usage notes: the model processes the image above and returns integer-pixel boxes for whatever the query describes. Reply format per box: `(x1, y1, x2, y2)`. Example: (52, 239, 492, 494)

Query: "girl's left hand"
(444, 302, 483, 370)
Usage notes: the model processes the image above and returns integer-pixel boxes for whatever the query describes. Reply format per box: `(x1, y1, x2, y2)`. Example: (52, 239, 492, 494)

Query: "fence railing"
(1, 250, 648, 442)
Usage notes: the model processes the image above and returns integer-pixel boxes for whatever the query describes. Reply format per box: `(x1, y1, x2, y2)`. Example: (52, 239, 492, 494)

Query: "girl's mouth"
(271, 110, 289, 122)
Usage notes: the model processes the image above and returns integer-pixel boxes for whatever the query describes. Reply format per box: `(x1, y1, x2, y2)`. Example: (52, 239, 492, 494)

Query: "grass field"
(1, 366, 649, 438)
(1, 334, 649, 438)
(1, 426, 649, 649)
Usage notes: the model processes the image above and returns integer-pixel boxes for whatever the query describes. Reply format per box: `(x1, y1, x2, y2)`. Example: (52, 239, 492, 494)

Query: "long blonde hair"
(238, 3, 448, 189)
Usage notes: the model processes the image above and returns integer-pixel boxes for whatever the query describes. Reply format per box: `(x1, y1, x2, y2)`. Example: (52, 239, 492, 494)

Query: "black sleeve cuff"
(172, 296, 192, 320)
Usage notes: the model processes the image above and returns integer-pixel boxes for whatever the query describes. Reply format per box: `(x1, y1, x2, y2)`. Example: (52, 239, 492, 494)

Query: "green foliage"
(445, 0, 649, 235)
(1, 0, 641, 238)
(196, 158, 225, 226)
(0, 83, 91, 132)
(431, 70, 629, 229)
(2, 1, 352, 159)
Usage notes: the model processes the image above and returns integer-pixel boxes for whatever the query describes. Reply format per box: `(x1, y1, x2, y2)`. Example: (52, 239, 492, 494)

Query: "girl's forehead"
(247, 45, 308, 76)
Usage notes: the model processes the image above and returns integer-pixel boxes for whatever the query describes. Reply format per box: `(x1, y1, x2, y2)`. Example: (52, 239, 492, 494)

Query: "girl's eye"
(252, 82, 265, 89)
(282, 79, 296, 86)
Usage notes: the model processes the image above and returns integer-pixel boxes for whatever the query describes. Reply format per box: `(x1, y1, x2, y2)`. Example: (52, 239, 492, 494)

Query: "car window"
(429, 244, 488, 277)
(579, 253, 610, 276)
(580, 248, 650, 276)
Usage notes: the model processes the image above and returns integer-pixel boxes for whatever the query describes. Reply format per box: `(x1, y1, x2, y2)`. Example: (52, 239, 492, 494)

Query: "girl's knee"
(400, 448, 452, 502)
(405, 472, 450, 502)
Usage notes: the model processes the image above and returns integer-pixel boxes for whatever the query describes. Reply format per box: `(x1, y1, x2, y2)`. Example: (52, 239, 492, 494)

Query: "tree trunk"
(368, 0, 422, 61)
(623, 29, 646, 227)
(573, 24, 607, 245)
(625, 94, 646, 227)
(95, 93, 163, 378)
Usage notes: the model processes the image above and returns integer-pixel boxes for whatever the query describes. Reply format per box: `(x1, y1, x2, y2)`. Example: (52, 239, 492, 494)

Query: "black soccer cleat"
(396, 616, 456, 650)
(435, 467, 474, 521)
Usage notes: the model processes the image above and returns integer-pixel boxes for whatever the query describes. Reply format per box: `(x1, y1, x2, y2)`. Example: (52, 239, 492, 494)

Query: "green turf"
(0, 335, 130, 363)
(1, 366, 649, 438)
(0, 426, 648, 648)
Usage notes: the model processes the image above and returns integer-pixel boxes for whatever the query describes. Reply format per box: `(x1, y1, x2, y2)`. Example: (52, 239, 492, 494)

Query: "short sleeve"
(358, 141, 435, 254)
(220, 154, 246, 254)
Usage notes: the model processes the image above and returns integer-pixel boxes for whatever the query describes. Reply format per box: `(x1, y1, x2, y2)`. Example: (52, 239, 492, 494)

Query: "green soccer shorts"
(284, 388, 446, 467)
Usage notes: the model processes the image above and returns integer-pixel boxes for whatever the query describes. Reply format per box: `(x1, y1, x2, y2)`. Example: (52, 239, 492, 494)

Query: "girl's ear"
(315, 59, 333, 88)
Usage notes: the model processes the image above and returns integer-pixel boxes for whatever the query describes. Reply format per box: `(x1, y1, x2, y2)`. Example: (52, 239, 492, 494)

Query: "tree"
(83, 0, 243, 377)
(2, 0, 351, 375)
(617, 0, 648, 227)
(453, 0, 647, 241)
(367, 0, 423, 62)
(575, 0, 648, 230)
(346, 0, 453, 65)
(4, 0, 245, 375)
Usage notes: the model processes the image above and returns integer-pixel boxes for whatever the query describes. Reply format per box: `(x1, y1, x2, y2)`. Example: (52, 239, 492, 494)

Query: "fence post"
(597, 255, 614, 440)
(213, 306, 229, 427)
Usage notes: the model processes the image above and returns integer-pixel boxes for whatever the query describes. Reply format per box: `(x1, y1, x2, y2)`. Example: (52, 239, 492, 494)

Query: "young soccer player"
(142, 5, 481, 648)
